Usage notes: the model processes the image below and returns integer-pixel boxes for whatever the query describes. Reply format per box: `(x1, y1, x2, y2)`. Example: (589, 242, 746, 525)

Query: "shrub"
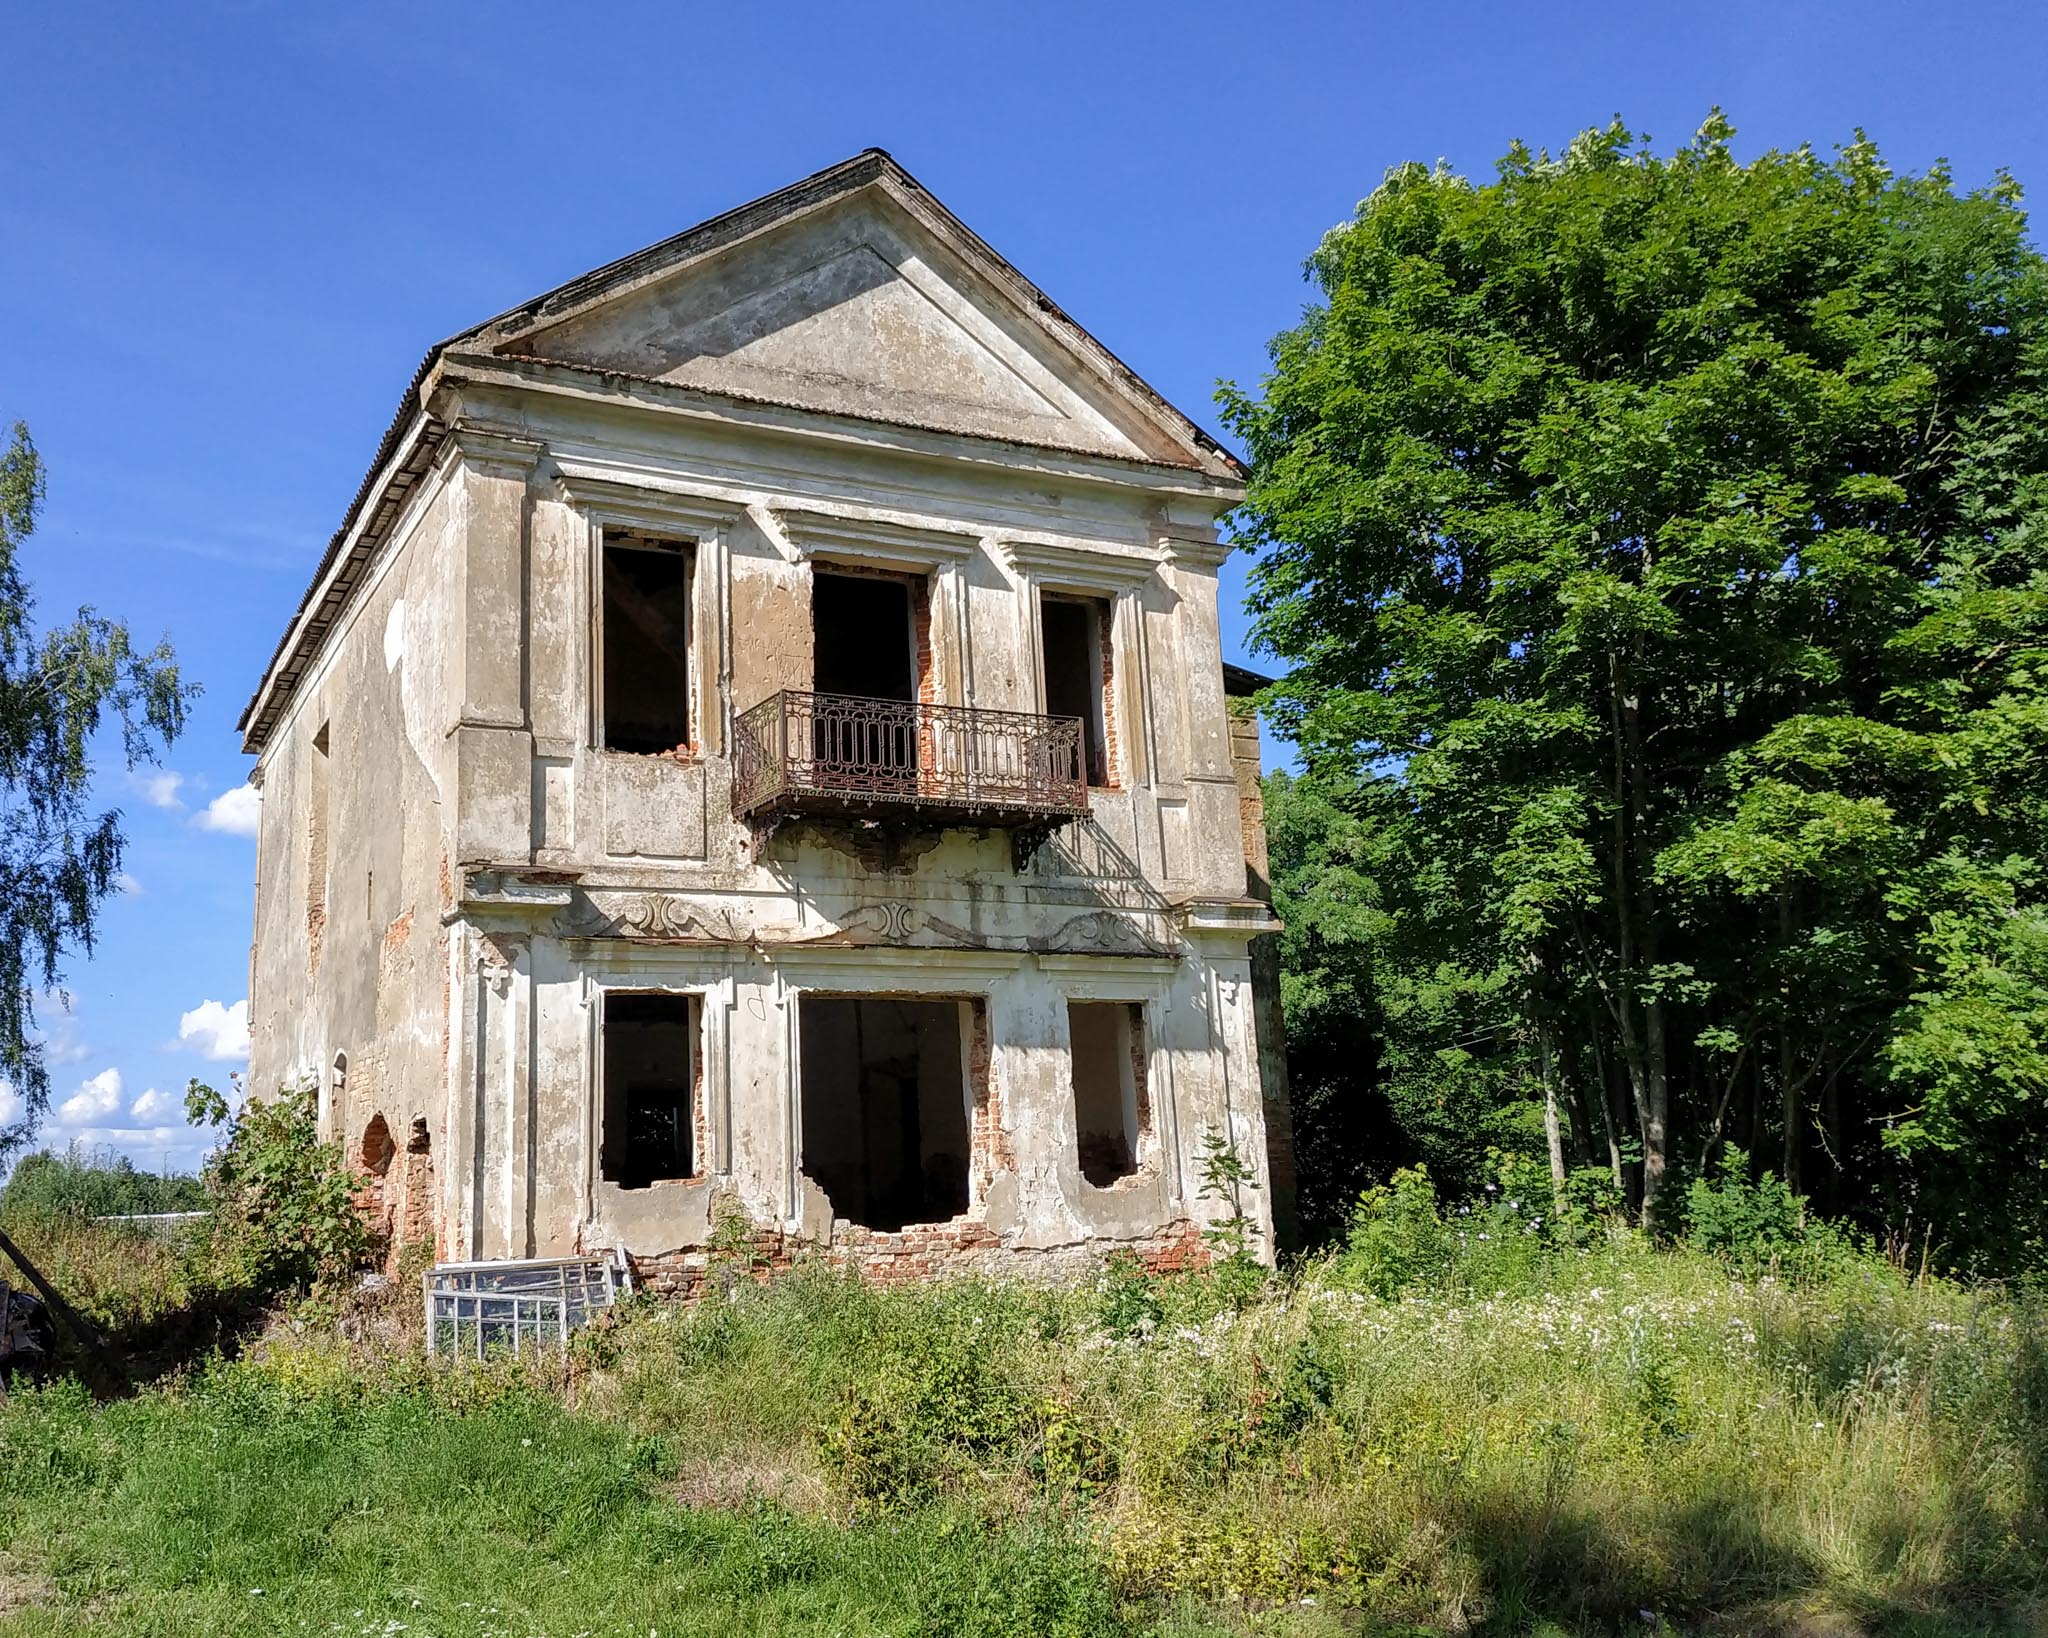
(1681, 1145, 1862, 1278)
(1340, 1164, 1455, 1296)
(812, 1307, 1028, 1510)
(187, 1080, 367, 1299)
(1095, 1249, 1164, 1340)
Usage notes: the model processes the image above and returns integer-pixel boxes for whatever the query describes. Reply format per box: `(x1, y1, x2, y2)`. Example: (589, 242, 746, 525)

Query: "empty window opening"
(600, 992, 700, 1189)
(799, 996, 972, 1232)
(601, 534, 693, 753)
(1069, 1002, 1149, 1187)
(811, 571, 921, 780)
(812, 571, 916, 701)
(1041, 596, 1113, 786)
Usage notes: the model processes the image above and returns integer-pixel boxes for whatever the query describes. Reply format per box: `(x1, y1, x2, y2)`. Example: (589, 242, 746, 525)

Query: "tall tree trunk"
(1588, 999, 1626, 1192)
(1823, 1044, 1843, 1214)
(1606, 649, 1658, 1220)
(1540, 1026, 1566, 1207)
(1779, 890, 1801, 1192)
(1562, 1037, 1597, 1166)
(1618, 647, 1668, 1224)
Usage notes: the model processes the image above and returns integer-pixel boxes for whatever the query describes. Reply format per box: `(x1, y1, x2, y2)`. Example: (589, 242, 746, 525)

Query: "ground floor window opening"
(1069, 1001, 1148, 1186)
(799, 995, 975, 1232)
(600, 991, 700, 1189)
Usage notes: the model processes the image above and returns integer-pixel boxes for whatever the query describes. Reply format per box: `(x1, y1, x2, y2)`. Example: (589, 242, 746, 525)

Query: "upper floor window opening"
(811, 568, 920, 702)
(600, 533, 693, 754)
(1040, 593, 1114, 787)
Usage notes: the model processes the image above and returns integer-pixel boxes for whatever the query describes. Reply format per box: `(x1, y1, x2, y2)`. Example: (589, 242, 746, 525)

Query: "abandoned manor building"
(238, 150, 1292, 1283)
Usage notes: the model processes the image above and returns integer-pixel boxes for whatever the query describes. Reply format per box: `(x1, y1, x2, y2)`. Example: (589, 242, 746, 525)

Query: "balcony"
(732, 690, 1090, 832)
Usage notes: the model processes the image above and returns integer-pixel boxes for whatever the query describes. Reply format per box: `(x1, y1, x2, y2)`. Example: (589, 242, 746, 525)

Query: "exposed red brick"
(625, 1213, 1210, 1301)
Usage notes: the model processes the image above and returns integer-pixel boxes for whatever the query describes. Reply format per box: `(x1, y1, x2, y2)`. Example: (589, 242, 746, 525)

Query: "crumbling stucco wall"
(248, 458, 459, 1259)
(247, 188, 1278, 1276)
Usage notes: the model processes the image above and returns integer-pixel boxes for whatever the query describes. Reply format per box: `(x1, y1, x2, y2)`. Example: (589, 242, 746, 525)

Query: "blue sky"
(2, 0, 2042, 1174)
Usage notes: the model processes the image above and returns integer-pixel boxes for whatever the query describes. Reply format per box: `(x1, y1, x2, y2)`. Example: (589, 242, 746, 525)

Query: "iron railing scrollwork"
(733, 690, 1089, 823)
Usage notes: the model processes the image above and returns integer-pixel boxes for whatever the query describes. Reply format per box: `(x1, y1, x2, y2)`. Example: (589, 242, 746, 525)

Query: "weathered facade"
(239, 151, 1286, 1285)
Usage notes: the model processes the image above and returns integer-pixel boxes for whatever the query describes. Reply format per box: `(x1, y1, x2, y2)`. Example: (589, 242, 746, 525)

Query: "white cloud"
(195, 784, 261, 838)
(179, 998, 250, 1062)
(35, 990, 91, 1066)
(56, 1067, 123, 1125)
(130, 1086, 177, 1122)
(0, 1080, 21, 1129)
(138, 769, 186, 810)
(114, 871, 144, 897)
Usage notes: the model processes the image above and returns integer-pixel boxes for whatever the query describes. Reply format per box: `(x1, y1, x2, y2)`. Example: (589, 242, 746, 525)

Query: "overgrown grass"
(567, 1245, 2047, 1633)
(2, 1236, 2039, 1635)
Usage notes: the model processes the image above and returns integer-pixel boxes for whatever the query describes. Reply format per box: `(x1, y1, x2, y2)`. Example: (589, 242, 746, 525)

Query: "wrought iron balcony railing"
(733, 690, 1090, 827)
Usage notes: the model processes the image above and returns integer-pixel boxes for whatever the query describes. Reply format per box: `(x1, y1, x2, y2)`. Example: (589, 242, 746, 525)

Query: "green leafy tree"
(0, 423, 193, 1154)
(1225, 118, 2048, 1266)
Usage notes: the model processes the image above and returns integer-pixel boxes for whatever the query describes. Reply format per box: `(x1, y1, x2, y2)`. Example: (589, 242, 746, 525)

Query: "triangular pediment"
(469, 156, 1232, 472)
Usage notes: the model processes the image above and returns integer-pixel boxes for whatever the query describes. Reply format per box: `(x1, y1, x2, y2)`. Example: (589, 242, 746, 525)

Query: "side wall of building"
(248, 459, 465, 1253)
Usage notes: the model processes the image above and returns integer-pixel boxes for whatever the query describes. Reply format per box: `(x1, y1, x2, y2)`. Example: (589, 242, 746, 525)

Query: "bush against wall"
(184, 1080, 367, 1297)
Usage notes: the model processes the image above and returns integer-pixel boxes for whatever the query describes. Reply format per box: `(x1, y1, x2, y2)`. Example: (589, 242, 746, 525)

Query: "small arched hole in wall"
(322, 1050, 347, 1137)
(360, 1112, 395, 1178)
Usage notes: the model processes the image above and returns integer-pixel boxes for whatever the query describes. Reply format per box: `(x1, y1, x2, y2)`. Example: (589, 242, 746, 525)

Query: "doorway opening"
(811, 570, 922, 782)
(798, 995, 975, 1231)
(813, 571, 916, 700)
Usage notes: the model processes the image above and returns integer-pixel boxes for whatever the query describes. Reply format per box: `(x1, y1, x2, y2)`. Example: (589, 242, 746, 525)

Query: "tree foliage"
(0, 422, 192, 1155)
(1224, 118, 2048, 1270)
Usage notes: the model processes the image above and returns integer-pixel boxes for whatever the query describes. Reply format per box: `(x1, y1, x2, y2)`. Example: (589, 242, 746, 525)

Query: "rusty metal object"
(733, 690, 1089, 828)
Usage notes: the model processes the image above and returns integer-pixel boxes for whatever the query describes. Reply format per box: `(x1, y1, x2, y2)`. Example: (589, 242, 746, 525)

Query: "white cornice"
(440, 423, 546, 480)
(1000, 536, 1160, 592)
(550, 463, 744, 539)
(773, 506, 980, 571)
(1159, 532, 1232, 571)
(440, 353, 1245, 504)
(765, 945, 1027, 987)
(1033, 955, 1180, 993)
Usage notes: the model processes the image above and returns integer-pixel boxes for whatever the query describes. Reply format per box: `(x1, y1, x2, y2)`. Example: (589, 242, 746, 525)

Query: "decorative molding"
(1043, 908, 1172, 957)
(550, 465, 743, 539)
(1001, 536, 1158, 592)
(773, 505, 979, 570)
(441, 423, 547, 480)
(557, 891, 742, 943)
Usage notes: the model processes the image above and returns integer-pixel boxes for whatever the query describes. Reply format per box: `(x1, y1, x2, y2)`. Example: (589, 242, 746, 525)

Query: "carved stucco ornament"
(557, 891, 740, 943)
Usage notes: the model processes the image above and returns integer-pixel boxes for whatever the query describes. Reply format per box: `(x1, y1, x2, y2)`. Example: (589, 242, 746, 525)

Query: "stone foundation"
(626, 1214, 1208, 1300)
